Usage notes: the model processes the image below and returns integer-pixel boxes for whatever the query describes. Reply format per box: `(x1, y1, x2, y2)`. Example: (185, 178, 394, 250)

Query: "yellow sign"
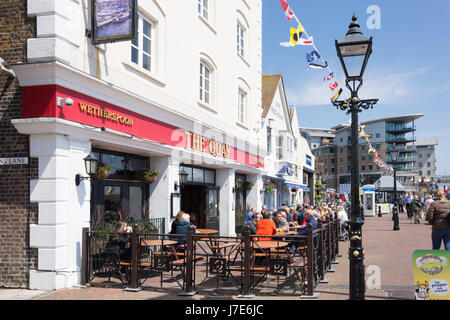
(376, 203, 390, 214)
(184, 131, 231, 159)
(79, 102, 134, 126)
(413, 251, 450, 300)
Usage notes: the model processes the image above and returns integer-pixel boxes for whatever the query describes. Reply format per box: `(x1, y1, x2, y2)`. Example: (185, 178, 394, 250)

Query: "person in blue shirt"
(288, 209, 317, 254)
(243, 208, 256, 225)
(405, 192, 413, 220)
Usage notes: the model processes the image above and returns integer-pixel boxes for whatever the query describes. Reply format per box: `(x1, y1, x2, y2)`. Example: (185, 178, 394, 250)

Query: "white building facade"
(11, 0, 264, 290)
(260, 75, 313, 210)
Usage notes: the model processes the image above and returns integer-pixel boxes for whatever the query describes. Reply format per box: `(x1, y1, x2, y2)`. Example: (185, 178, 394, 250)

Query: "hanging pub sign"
(91, 0, 137, 45)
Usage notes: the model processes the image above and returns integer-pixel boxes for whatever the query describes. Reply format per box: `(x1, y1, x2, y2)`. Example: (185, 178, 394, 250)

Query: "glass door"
(205, 186, 220, 232)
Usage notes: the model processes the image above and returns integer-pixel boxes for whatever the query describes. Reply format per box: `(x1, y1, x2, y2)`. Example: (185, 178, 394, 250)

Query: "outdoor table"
(289, 225, 306, 230)
(274, 231, 295, 236)
(252, 241, 289, 250)
(140, 239, 178, 247)
(195, 229, 219, 234)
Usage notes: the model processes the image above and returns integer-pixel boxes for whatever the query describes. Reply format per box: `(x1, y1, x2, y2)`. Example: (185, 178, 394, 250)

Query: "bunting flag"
(280, 0, 295, 21)
(359, 124, 393, 172)
(306, 50, 320, 63)
(278, 0, 350, 104)
(324, 72, 335, 82)
(331, 88, 343, 103)
(308, 61, 328, 69)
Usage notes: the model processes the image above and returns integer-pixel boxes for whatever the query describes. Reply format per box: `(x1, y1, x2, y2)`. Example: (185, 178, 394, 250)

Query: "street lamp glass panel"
(179, 167, 189, 184)
(342, 54, 366, 79)
(84, 154, 98, 176)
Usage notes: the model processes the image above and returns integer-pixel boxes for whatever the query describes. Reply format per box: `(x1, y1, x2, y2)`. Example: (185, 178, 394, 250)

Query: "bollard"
(81, 227, 89, 286)
(237, 226, 255, 298)
(179, 226, 197, 296)
(301, 223, 320, 298)
(124, 228, 141, 292)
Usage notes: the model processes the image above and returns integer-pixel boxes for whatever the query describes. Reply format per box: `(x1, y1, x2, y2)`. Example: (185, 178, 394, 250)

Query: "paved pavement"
(0, 212, 434, 301)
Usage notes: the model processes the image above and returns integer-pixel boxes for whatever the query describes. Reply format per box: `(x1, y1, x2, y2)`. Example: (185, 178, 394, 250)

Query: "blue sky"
(262, 0, 450, 175)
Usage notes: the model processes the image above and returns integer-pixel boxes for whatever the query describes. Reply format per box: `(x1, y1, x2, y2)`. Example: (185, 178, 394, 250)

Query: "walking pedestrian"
(412, 195, 423, 224)
(423, 195, 434, 221)
(426, 190, 450, 252)
(405, 192, 413, 220)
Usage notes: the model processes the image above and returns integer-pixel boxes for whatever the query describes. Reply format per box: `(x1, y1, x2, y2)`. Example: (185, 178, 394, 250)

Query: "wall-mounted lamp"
(57, 97, 74, 107)
(75, 154, 99, 186)
(174, 167, 189, 192)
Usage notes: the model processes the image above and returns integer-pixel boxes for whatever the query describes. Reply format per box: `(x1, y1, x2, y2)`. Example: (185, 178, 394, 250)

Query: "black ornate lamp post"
(390, 143, 400, 231)
(333, 14, 378, 300)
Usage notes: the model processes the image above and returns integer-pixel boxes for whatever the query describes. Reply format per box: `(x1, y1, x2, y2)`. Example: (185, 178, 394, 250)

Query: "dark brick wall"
(0, 0, 37, 288)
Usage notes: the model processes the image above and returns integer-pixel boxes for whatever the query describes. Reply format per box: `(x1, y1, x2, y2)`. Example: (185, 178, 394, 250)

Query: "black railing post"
(332, 216, 340, 263)
(124, 228, 141, 292)
(301, 223, 320, 298)
(81, 227, 89, 286)
(179, 226, 197, 296)
(238, 226, 254, 298)
(317, 221, 327, 283)
(327, 220, 335, 272)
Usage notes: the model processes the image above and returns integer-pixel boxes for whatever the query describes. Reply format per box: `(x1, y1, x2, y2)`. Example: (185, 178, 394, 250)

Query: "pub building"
(3, 0, 267, 290)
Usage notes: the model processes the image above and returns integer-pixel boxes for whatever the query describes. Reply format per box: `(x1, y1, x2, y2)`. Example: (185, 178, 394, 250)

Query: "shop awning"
(285, 182, 310, 191)
(264, 175, 286, 182)
(374, 176, 405, 192)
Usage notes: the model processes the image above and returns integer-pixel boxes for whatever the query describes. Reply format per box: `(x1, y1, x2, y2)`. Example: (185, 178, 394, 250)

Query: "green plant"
(97, 162, 112, 171)
(267, 183, 276, 192)
(135, 168, 160, 180)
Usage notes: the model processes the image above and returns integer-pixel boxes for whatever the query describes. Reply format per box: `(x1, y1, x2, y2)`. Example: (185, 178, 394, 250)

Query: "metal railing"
(90, 218, 165, 234)
(81, 216, 342, 298)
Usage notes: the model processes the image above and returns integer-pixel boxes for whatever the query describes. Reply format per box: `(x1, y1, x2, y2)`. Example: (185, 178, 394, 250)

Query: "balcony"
(386, 145, 416, 153)
(386, 155, 416, 164)
(386, 123, 416, 134)
(385, 136, 416, 144)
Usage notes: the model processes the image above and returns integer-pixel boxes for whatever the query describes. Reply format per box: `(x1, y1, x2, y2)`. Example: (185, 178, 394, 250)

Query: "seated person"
(337, 206, 349, 230)
(170, 211, 185, 234)
(256, 211, 277, 240)
(244, 208, 257, 225)
(273, 211, 289, 230)
(104, 222, 133, 261)
(244, 212, 261, 235)
(288, 209, 318, 254)
(174, 213, 195, 245)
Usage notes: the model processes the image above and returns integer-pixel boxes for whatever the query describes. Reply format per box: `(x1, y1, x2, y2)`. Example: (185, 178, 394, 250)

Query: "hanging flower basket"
(244, 182, 254, 191)
(267, 183, 276, 192)
(135, 168, 160, 184)
(92, 163, 112, 180)
(291, 187, 298, 193)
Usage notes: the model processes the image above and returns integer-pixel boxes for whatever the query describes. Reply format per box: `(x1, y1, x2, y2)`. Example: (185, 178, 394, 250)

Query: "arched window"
(199, 62, 211, 105)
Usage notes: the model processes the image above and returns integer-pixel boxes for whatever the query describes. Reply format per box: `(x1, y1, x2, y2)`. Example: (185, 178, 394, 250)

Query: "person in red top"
(256, 211, 277, 240)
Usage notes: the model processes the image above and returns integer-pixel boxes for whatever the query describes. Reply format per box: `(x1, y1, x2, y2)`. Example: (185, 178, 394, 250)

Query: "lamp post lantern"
(390, 143, 400, 231)
(333, 14, 378, 300)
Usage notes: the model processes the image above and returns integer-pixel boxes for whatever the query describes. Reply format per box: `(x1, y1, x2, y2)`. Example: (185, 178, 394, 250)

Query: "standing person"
(424, 195, 435, 221)
(412, 195, 423, 224)
(426, 190, 450, 252)
(405, 192, 413, 220)
(398, 196, 405, 214)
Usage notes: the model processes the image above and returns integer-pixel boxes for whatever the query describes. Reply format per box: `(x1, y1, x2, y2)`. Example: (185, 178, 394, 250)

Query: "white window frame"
(237, 22, 246, 57)
(238, 89, 247, 125)
(131, 15, 153, 72)
(198, 0, 209, 20)
(199, 61, 211, 105)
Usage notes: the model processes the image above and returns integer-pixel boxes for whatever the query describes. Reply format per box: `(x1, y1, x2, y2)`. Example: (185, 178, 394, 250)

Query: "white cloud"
(286, 66, 450, 107)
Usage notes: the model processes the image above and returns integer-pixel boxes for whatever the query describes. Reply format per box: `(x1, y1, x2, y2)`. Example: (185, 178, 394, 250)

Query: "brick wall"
(0, 0, 37, 288)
